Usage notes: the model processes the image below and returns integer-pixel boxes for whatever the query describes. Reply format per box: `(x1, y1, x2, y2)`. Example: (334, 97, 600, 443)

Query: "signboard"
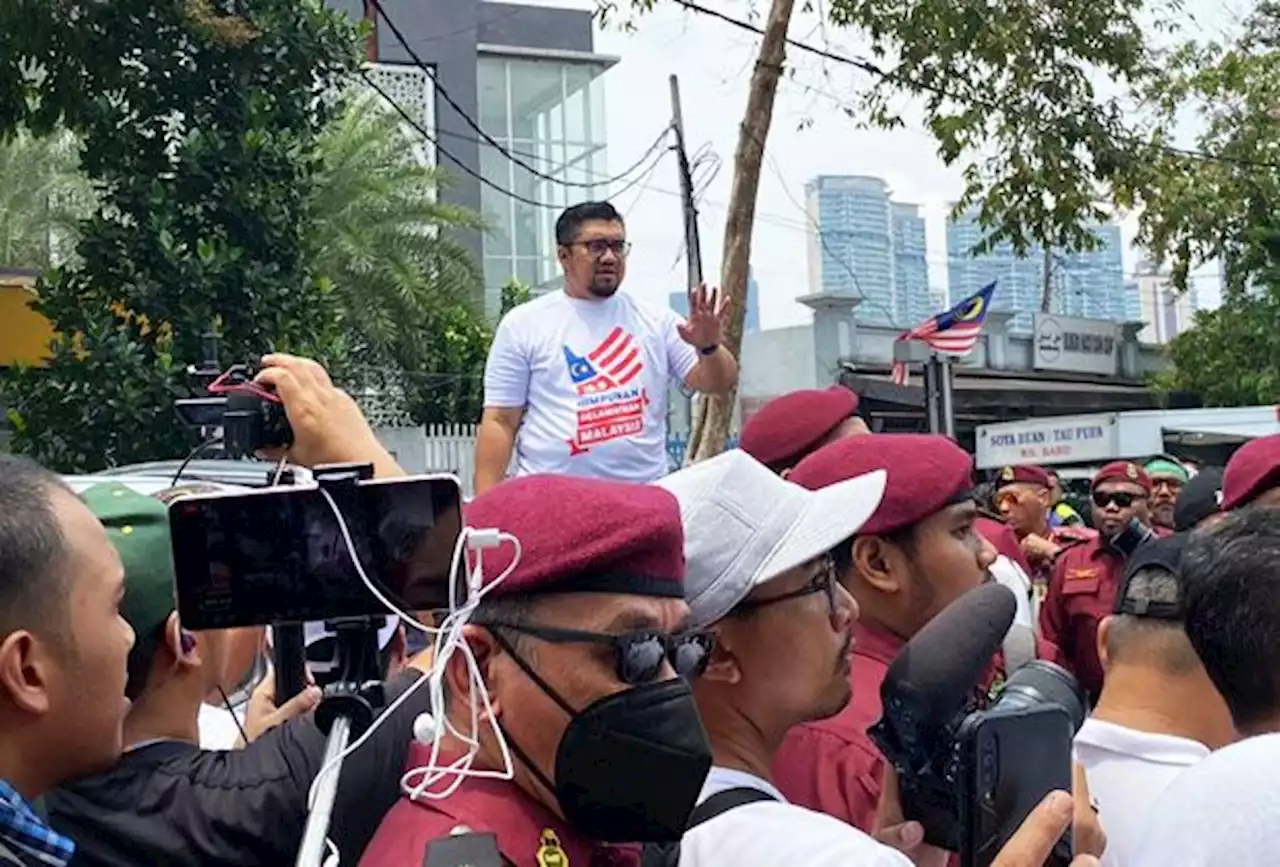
(976, 415, 1119, 469)
(1032, 314, 1121, 376)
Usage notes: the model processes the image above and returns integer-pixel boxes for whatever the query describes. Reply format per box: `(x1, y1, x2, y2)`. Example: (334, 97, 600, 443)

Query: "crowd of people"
(2, 200, 1279, 867)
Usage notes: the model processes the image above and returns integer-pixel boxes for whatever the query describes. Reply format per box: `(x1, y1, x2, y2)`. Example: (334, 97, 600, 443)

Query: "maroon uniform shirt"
(361, 743, 637, 867)
(1038, 535, 1125, 703)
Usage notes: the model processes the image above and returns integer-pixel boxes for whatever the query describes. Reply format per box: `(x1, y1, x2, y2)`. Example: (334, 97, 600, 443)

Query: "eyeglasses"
(735, 558, 839, 616)
(567, 239, 632, 258)
(478, 621, 714, 685)
(1092, 490, 1147, 509)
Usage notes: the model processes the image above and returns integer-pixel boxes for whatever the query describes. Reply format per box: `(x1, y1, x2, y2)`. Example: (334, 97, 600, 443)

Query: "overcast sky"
(528, 0, 1246, 328)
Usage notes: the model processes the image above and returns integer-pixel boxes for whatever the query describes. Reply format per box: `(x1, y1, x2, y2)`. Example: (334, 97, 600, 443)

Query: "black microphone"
(872, 582, 1017, 762)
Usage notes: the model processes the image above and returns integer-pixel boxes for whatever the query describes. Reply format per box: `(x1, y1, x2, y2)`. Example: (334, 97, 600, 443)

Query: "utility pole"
(669, 74, 703, 292)
(669, 74, 704, 460)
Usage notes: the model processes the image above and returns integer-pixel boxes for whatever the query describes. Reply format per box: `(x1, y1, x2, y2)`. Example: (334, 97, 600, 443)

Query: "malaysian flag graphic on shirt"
(891, 281, 996, 385)
(562, 327, 649, 454)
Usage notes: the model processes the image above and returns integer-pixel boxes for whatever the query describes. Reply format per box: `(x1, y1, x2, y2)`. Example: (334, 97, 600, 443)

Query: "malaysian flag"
(890, 282, 996, 386)
(563, 326, 645, 395)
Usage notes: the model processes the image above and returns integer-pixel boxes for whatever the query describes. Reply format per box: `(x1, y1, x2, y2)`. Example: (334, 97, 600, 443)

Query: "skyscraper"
(805, 176, 895, 327)
(892, 203, 930, 325)
(668, 267, 760, 332)
(1054, 224, 1127, 322)
(1132, 259, 1198, 344)
(946, 211, 1127, 332)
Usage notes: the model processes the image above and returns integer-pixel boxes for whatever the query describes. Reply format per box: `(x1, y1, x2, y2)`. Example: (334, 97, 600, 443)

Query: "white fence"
(374, 425, 740, 499)
(376, 424, 481, 498)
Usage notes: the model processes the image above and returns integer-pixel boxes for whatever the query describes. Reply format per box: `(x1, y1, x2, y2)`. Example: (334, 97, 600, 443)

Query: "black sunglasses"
(1093, 490, 1147, 509)
(479, 621, 713, 685)
(735, 558, 839, 616)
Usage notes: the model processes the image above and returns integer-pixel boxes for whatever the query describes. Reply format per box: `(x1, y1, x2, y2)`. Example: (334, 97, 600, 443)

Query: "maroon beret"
(1092, 461, 1151, 492)
(463, 475, 685, 599)
(995, 464, 1051, 488)
(1222, 434, 1280, 510)
(789, 433, 973, 536)
(740, 386, 859, 469)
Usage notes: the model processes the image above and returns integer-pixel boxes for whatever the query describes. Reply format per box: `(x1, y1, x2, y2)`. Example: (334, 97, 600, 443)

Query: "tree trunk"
(684, 0, 796, 465)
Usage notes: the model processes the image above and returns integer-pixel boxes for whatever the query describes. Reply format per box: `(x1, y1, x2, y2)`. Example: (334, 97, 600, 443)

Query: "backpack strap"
(639, 787, 779, 867)
(686, 787, 779, 830)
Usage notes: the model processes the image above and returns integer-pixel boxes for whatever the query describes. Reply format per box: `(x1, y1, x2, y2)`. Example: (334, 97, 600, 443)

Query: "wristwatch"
(697, 343, 719, 356)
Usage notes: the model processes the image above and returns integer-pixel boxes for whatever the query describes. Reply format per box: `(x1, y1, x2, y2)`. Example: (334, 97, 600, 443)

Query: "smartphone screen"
(169, 475, 463, 629)
(957, 704, 1074, 867)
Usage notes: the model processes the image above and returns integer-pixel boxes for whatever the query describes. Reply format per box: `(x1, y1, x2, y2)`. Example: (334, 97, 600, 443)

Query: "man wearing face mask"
(1040, 461, 1154, 705)
(361, 475, 714, 867)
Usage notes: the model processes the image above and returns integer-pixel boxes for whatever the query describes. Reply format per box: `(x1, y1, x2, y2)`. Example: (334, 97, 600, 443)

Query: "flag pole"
(938, 354, 956, 439)
(923, 352, 943, 434)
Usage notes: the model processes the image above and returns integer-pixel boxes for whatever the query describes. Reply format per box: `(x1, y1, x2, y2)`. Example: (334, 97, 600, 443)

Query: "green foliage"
(825, 0, 1164, 256)
(1120, 2, 1280, 291)
(1, 0, 363, 471)
(0, 127, 95, 270)
(601, 0, 1167, 256)
(1156, 288, 1280, 406)
(1119, 2, 1280, 405)
(309, 93, 491, 424)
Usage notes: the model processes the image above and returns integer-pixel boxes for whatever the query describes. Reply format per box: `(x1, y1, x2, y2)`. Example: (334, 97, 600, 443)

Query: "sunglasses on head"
(480, 621, 714, 685)
(1092, 490, 1146, 509)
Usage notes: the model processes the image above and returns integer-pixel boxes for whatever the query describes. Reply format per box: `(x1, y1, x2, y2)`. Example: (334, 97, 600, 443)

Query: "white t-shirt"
(197, 702, 246, 750)
(1131, 732, 1280, 867)
(1073, 717, 1209, 867)
(483, 291, 699, 483)
(678, 766, 911, 867)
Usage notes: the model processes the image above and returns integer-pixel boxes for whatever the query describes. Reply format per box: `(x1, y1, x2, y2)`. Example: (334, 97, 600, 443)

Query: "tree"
(308, 92, 493, 426)
(604, 0, 1167, 459)
(2, 0, 363, 471)
(0, 127, 94, 270)
(1119, 2, 1280, 405)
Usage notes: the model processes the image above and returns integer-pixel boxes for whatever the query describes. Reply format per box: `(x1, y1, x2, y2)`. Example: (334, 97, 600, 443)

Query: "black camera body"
(1106, 517, 1156, 559)
(871, 660, 1086, 855)
(174, 338, 293, 458)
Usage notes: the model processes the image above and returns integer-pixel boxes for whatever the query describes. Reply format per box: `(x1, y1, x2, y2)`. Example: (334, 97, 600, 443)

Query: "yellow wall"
(0, 275, 55, 368)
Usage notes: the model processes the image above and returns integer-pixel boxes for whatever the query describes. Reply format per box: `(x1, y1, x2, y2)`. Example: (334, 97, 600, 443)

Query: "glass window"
(515, 256, 540, 287)
(477, 58, 509, 140)
(563, 65, 593, 143)
(485, 256, 515, 292)
(510, 59, 563, 141)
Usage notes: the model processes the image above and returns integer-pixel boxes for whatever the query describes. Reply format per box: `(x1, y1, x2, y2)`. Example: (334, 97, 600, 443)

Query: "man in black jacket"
(45, 354, 438, 866)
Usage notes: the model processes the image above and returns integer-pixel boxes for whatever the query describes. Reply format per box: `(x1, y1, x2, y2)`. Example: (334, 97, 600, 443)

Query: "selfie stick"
(295, 464, 390, 867)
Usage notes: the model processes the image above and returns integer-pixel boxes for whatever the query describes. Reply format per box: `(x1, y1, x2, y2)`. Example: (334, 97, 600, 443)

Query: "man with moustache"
(1143, 458, 1188, 533)
(475, 201, 738, 492)
(993, 465, 1095, 602)
(768, 434, 1000, 832)
(1040, 462, 1155, 705)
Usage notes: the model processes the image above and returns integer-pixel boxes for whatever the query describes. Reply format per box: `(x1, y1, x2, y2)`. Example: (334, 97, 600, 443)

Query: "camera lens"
(993, 660, 1087, 732)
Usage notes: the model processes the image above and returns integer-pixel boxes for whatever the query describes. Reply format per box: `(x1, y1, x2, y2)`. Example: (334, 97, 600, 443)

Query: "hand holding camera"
(253, 353, 402, 477)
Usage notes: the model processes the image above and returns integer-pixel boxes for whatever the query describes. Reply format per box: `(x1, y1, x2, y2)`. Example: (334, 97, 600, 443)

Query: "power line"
(358, 67, 672, 210)
(370, 0, 674, 188)
(671, 0, 1280, 171)
(358, 68, 560, 209)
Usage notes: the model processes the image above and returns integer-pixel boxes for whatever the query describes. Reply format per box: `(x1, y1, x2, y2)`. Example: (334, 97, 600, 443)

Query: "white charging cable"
(303, 487, 520, 863)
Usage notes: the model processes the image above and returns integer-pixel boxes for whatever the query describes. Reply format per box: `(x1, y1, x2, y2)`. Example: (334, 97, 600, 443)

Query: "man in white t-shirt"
(476, 200, 737, 492)
(1131, 508, 1280, 866)
(1073, 533, 1234, 866)
(656, 451, 1094, 867)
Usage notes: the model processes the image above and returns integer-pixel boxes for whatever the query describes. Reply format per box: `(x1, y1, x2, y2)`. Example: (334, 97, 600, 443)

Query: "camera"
(872, 660, 1086, 858)
(173, 332, 293, 458)
(1106, 517, 1156, 559)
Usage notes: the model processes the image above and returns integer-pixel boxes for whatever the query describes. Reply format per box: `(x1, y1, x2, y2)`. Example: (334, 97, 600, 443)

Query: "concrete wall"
(326, 0, 601, 273)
